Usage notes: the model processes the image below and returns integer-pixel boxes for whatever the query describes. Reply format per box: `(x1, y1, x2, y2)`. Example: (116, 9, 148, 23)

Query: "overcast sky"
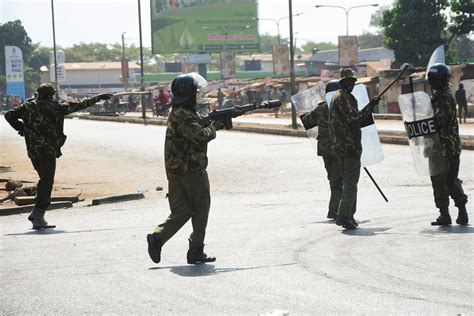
(1, 0, 394, 50)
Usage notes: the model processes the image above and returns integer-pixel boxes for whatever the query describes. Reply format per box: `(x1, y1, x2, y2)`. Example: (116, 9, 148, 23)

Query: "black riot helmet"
(427, 63, 450, 85)
(37, 83, 57, 99)
(170, 73, 207, 106)
(325, 79, 340, 94)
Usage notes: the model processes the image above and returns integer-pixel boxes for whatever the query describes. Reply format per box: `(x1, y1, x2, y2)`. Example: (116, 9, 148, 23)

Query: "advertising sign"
(5, 46, 25, 100)
(338, 36, 358, 67)
(185, 53, 212, 64)
(50, 64, 66, 82)
(49, 51, 65, 65)
(272, 44, 289, 75)
(220, 51, 236, 79)
(150, 0, 259, 54)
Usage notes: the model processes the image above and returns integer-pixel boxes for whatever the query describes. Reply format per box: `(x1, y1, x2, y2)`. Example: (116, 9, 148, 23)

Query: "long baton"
(376, 63, 410, 99)
(363, 167, 388, 202)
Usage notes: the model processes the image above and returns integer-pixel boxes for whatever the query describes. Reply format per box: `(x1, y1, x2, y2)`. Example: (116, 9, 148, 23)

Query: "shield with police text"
(398, 92, 446, 176)
(291, 82, 325, 153)
(326, 84, 384, 167)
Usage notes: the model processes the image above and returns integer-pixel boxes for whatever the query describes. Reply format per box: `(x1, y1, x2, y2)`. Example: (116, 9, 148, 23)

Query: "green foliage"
(259, 33, 288, 53)
(0, 20, 33, 92)
(448, 0, 474, 36)
(447, 34, 474, 63)
(301, 41, 337, 53)
(358, 32, 384, 49)
(382, 0, 449, 66)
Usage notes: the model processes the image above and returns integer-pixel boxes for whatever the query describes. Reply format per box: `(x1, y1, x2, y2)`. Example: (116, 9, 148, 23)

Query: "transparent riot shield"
(326, 84, 384, 167)
(398, 92, 446, 176)
(291, 82, 325, 153)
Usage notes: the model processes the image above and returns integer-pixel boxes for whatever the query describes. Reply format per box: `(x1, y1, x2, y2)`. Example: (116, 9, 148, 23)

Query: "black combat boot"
(28, 208, 55, 230)
(351, 214, 359, 227)
(146, 233, 162, 264)
(335, 214, 357, 230)
(431, 209, 452, 226)
(326, 210, 337, 220)
(187, 245, 216, 264)
(456, 206, 469, 225)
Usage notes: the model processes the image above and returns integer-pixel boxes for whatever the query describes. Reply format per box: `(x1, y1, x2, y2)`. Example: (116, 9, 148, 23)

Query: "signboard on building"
(272, 44, 289, 75)
(185, 53, 212, 64)
(5, 46, 25, 100)
(338, 36, 358, 67)
(49, 51, 65, 65)
(50, 64, 66, 82)
(150, 0, 259, 53)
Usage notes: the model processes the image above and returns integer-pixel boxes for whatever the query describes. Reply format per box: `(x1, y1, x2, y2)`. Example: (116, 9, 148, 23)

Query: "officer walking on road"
(4, 83, 112, 229)
(329, 69, 380, 230)
(300, 80, 343, 220)
(147, 73, 218, 265)
(427, 63, 468, 226)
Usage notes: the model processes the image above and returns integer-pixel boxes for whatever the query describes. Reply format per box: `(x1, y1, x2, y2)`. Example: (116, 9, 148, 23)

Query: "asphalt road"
(1, 119, 473, 315)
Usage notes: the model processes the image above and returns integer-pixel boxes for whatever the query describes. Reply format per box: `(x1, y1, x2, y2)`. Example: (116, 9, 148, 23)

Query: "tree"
(358, 5, 389, 49)
(259, 33, 288, 53)
(382, 0, 449, 66)
(301, 41, 337, 53)
(448, 0, 473, 41)
(0, 20, 33, 94)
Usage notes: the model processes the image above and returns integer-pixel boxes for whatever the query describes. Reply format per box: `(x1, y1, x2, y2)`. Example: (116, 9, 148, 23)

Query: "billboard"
(5, 46, 25, 100)
(272, 44, 289, 75)
(150, 0, 259, 54)
(338, 36, 358, 67)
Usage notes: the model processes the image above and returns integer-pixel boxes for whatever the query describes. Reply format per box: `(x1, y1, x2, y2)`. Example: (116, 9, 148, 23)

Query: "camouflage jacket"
(165, 106, 216, 178)
(4, 96, 102, 160)
(329, 89, 372, 158)
(432, 87, 461, 157)
(300, 101, 331, 157)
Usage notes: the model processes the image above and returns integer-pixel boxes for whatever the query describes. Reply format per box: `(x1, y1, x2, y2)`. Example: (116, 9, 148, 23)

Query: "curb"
(0, 201, 73, 216)
(91, 193, 145, 206)
(69, 114, 474, 150)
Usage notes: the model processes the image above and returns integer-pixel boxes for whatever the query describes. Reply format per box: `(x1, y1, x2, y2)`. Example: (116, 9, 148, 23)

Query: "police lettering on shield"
(404, 118, 437, 139)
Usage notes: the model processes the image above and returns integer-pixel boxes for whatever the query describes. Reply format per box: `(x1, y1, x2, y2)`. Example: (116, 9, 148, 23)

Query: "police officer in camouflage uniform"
(427, 63, 468, 226)
(147, 73, 220, 265)
(329, 69, 380, 230)
(300, 80, 343, 220)
(4, 83, 112, 229)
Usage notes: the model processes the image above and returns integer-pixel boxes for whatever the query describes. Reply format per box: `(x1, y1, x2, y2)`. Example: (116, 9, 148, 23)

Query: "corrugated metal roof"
(44, 62, 141, 71)
(306, 47, 394, 63)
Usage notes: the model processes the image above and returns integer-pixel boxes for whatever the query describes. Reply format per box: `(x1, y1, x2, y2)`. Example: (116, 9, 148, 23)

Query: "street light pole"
(50, 0, 58, 88)
(256, 13, 303, 45)
(288, 0, 297, 130)
(314, 4, 378, 36)
(138, 0, 146, 123)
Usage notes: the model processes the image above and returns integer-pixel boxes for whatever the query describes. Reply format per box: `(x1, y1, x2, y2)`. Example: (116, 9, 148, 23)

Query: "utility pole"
(138, 0, 146, 124)
(51, 0, 58, 92)
(121, 32, 128, 91)
(288, 0, 297, 130)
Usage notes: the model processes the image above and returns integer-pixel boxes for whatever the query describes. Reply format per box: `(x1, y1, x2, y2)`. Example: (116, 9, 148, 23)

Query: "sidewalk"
(69, 112, 474, 150)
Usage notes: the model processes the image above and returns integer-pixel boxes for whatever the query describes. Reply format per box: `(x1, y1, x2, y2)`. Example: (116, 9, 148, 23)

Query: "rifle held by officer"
(204, 100, 281, 130)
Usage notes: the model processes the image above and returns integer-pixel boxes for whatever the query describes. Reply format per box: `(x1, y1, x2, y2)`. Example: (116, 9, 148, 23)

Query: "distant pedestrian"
(217, 88, 225, 109)
(271, 86, 280, 118)
(455, 83, 468, 124)
(4, 83, 112, 229)
(279, 88, 287, 114)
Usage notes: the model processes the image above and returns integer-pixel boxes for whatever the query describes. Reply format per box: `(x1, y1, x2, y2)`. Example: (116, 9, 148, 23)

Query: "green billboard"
(150, 0, 259, 54)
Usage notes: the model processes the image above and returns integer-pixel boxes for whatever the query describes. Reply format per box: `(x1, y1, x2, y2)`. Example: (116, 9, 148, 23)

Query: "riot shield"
(326, 84, 384, 167)
(291, 82, 325, 153)
(398, 92, 446, 176)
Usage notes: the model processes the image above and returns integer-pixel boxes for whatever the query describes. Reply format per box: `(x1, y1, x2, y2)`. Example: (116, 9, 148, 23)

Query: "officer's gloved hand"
(97, 93, 113, 100)
(211, 120, 223, 131)
(368, 96, 381, 108)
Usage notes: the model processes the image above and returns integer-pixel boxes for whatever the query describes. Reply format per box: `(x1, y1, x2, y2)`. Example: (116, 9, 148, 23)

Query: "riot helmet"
(37, 83, 57, 99)
(427, 63, 450, 86)
(325, 79, 340, 94)
(170, 72, 207, 106)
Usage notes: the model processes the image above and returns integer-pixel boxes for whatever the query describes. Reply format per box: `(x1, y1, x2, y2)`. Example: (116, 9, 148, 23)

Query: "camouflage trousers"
(154, 170, 211, 249)
(430, 154, 468, 210)
(337, 156, 361, 218)
(323, 155, 343, 212)
(30, 153, 56, 211)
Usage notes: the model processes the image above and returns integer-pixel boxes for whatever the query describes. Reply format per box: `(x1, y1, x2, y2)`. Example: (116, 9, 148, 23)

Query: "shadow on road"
(419, 225, 474, 235)
(149, 262, 296, 277)
(341, 227, 392, 236)
(4, 226, 144, 236)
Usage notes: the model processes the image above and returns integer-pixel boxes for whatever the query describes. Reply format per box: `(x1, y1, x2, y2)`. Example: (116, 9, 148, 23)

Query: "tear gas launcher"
(203, 100, 281, 130)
